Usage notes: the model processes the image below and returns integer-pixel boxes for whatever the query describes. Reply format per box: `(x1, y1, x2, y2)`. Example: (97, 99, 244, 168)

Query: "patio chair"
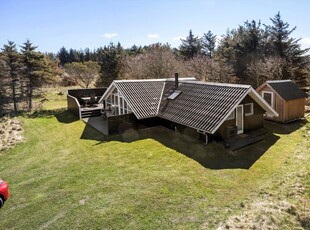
(89, 94, 96, 106)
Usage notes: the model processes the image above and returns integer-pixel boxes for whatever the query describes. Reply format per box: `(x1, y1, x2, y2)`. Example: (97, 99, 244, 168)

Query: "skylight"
(167, 90, 182, 100)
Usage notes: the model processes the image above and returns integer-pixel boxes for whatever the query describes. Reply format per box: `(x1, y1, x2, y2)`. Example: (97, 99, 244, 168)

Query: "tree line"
(0, 40, 60, 114)
(1, 12, 309, 115)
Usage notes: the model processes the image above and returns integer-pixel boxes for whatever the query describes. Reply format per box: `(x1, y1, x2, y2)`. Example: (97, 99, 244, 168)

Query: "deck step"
(81, 109, 102, 118)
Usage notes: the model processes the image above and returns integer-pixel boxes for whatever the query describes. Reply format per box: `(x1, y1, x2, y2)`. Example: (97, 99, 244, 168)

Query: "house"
(256, 80, 307, 123)
(97, 75, 278, 143)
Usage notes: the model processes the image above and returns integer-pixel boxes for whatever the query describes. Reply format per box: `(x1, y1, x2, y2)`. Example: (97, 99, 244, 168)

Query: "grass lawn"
(0, 89, 309, 229)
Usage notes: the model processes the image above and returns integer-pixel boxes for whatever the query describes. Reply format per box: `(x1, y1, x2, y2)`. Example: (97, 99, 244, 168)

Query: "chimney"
(174, 73, 179, 90)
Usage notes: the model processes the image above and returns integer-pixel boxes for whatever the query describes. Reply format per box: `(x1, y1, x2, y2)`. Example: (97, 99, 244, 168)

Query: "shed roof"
(264, 80, 307, 101)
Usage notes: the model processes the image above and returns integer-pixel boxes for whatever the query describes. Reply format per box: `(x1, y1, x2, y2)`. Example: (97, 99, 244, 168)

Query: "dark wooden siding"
(216, 95, 264, 139)
(107, 114, 137, 135)
(67, 95, 80, 118)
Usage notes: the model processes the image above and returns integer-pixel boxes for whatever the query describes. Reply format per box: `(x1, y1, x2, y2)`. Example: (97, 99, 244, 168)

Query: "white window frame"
(262, 91, 274, 108)
(226, 110, 235, 120)
(244, 103, 254, 116)
(105, 89, 133, 116)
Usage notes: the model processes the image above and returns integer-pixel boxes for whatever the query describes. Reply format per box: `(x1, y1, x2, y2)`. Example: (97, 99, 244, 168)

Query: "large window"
(244, 103, 254, 116)
(262, 91, 274, 108)
(105, 88, 132, 116)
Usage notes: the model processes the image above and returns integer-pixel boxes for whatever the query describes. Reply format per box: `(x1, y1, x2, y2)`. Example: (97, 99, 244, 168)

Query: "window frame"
(244, 103, 254, 116)
(262, 91, 274, 108)
(226, 110, 235, 120)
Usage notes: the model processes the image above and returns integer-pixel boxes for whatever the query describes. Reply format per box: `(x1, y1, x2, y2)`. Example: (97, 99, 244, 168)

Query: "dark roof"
(100, 78, 277, 134)
(114, 80, 165, 119)
(158, 81, 250, 134)
(267, 80, 307, 101)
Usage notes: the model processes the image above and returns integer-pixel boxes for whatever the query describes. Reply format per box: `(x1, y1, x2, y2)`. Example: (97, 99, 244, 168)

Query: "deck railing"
(67, 95, 81, 119)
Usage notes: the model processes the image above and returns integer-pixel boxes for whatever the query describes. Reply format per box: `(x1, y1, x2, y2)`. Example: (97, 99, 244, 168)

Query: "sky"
(1, 0, 310, 53)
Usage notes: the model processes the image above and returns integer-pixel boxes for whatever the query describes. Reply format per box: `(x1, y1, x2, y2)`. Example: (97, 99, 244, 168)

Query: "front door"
(236, 105, 244, 134)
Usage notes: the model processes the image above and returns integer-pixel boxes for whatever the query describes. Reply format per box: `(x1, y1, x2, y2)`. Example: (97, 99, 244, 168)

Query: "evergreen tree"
(216, 20, 264, 84)
(179, 30, 202, 59)
(1, 41, 22, 113)
(57, 47, 70, 66)
(84, 48, 91, 62)
(20, 39, 52, 110)
(69, 49, 79, 63)
(202, 30, 217, 58)
(96, 42, 124, 86)
(266, 12, 309, 83)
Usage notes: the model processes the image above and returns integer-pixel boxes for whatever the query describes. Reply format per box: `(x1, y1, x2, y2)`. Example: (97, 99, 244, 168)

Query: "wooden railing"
(67, 95, 81, 119)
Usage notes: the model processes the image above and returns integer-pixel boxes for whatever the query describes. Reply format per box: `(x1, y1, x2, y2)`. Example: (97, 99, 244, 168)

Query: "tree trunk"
(28, 82, 33, 111)
(12, 80, 18, 113)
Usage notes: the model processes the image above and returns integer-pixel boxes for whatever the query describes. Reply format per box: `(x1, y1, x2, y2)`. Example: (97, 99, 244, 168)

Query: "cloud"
(172, 36, 185, 41)
(102, 33, 118, 39)
(215, 35, 223, 46)
(300, 37, 310, 49)
(148, 33, 159, 39)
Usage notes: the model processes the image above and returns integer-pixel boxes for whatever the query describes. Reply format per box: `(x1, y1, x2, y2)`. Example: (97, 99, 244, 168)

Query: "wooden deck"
(80, 104, 103, 111)
(80, 104, 103, 118)
(223, 128, 267, 151)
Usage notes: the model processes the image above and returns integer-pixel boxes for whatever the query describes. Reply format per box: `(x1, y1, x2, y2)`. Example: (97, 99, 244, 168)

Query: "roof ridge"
(182, 81, 251, 88)
(267, 79, 292, 83)
(114, 79, 167, 83)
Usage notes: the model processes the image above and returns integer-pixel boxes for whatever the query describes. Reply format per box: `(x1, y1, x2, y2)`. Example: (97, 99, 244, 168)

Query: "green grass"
(0, 89, 309, 229)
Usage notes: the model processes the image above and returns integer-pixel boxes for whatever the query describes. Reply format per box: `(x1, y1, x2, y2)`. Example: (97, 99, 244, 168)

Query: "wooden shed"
(256, 80, 307, 123)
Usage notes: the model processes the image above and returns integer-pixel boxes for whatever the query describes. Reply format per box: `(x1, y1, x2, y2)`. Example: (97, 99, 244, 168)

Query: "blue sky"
(1, 0, 310, 53)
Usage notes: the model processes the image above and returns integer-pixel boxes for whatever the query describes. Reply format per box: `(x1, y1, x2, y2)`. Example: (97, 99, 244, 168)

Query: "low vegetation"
(0, 116, 24, 151)
(0, 89, 309, 229)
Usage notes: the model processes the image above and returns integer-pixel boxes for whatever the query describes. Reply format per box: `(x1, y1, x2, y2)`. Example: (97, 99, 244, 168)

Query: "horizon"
(1, 0, 310, 53)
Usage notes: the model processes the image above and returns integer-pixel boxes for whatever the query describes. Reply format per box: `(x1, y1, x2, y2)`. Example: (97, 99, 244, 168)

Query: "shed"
(256, 80, 307, 123)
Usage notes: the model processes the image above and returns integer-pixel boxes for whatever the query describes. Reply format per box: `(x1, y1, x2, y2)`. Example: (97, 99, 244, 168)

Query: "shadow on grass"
(264, 119, 308, 135)
(82, 125, 280, 170)
(80, 123, 108, 142)
(55, 110, 79, 123)
(25, 108, 79, 124)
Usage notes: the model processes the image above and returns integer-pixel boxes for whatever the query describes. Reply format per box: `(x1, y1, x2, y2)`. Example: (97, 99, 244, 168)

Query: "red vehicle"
(0, 179, 10, 208)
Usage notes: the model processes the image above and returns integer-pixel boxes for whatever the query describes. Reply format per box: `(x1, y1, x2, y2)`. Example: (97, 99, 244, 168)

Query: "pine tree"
(20, 39, 52, 110)
(69, 49, 79, 63)
(202, 31, 217, 58)
(57, 47, 70, 66)
(179, 30, 202, 59)
(96, 42, 124, 86)
(1, 41, 22, 113)
(266, 12, 309, 84)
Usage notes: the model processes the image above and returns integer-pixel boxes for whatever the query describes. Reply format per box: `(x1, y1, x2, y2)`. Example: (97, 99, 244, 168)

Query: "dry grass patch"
(0, 116, 24, 151)
(218, 124, 310, 230)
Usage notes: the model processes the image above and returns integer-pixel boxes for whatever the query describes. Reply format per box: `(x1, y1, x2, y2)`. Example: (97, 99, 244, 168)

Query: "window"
(244, 103, 254, 116)
(226, 110, 235, 120)
(262, 91, 274, 108)
(105, 88, 133, 116)
(167, 90, 182, 100)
